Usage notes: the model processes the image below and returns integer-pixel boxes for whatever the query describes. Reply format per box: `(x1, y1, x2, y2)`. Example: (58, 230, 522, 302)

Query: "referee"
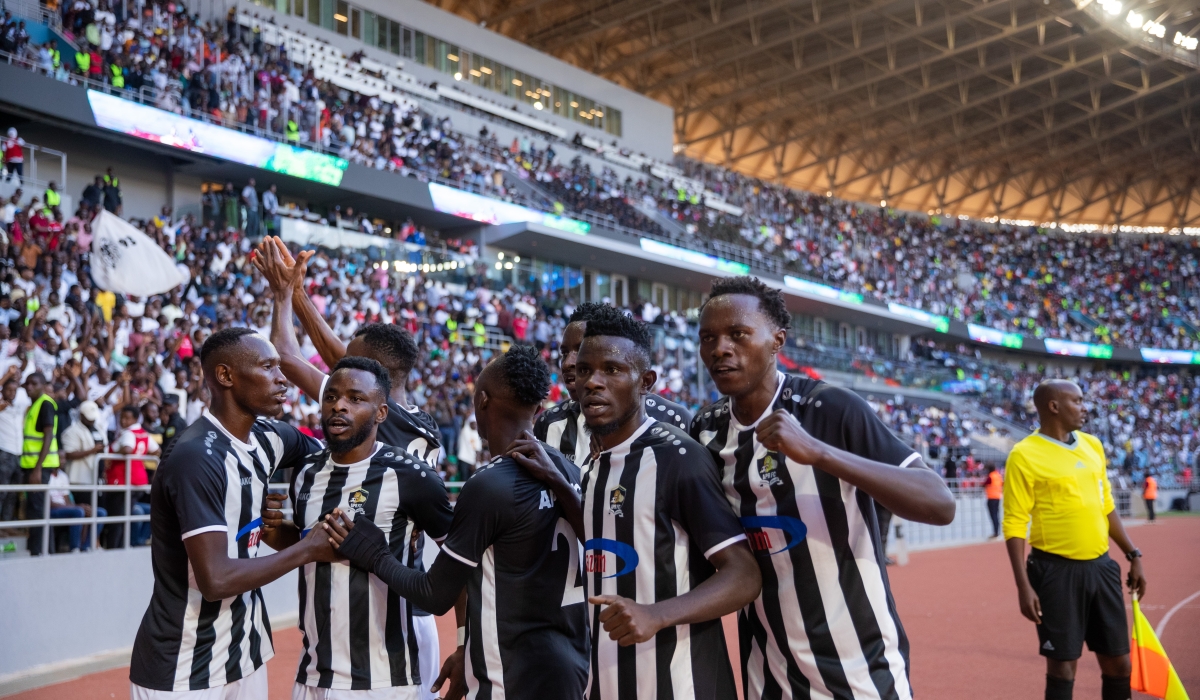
(1003, 380, 1147, 700)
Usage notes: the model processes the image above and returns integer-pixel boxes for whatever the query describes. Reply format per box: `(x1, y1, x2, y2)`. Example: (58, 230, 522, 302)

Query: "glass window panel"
(362, 11, 376, 46)
(402, 28, 413, 58)
(335, 0, 348, 35)
(351, 8, 361, 38)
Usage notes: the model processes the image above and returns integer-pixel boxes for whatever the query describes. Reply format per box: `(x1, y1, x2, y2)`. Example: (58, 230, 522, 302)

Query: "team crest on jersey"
(347, 488, 369, 516)
(608, 485, 627, 518)
(759, 453, 784, 487)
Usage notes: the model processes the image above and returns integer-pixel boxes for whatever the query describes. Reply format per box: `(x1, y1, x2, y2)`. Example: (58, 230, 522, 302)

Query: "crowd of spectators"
(6, 0, 1200, 352)
(972, 364, 1199, 485)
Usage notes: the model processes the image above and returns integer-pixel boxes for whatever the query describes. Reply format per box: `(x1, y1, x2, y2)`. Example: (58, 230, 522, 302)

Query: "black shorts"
(1027, 548, 1130, 660)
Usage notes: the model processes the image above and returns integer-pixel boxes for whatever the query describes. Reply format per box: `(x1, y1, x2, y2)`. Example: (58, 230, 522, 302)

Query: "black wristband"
(1125, 548, 1142, 562)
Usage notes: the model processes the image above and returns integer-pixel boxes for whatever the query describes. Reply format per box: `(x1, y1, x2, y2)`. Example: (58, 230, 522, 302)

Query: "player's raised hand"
(261, 492, 287, 533)
(253, 236, 312, 294)
(756, 409, 828, 465)
(432, 646, 467, 700)
(589, 595, 663, 646)
(510, 430, 560, 484)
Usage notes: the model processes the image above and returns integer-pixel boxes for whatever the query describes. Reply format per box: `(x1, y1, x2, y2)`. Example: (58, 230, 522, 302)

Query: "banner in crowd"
(90, 211, 190, 296)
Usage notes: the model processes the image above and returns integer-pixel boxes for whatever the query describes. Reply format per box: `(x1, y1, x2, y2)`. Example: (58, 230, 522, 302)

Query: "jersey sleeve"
(399, 462, 455, 542)
(663, 443, 747, 559)
(826, 387, 920, 467)
(168, 447, 230, 539)
(266, 419, 323, 473)
(1001, 447, 1034, 540)
(439, 468, 514, 568)
(532, 407, 554, 441)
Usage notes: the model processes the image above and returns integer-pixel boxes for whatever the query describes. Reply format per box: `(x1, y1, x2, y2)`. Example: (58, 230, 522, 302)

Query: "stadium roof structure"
(428, 0, 1200, 229)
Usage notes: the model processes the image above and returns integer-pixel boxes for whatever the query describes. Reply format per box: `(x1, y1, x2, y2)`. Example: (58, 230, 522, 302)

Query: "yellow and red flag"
(1131, 597, 1190, 700)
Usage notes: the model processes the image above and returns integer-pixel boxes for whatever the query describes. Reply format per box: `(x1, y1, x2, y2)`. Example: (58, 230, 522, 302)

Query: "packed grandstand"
(0, 0, 1197, 520)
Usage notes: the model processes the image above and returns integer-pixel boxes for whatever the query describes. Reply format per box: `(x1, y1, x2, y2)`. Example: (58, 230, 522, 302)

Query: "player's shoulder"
(388, 403, 440, 438)
(537, 399, 578, 425)
(644, 394, 691, 428)
(780, 375, 854, 415)
(636, 420, 707, 462)
(375, 443, 443, 481)
(458, 454, 519, 499)
(162, 417, 228, 461)
(690, 396, 732, 432)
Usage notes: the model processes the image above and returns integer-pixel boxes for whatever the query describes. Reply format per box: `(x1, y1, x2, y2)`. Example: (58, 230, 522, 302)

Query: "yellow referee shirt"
(1002, 430, 1113, 560)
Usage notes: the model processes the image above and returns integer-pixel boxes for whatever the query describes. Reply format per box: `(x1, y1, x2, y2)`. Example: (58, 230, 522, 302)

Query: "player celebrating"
(324, 345, 589, 699)
(573, 311, 761, 699)
(260, 356, 455, 700)
(691, 276, 956, 700)
(129, 328, 337, 699)
(255, 237, 448, 695)
(536, 302, 692, 465)
(256, 237, 442, 464)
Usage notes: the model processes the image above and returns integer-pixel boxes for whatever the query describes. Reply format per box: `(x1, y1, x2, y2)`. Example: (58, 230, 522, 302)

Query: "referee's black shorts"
(1027, 548, 1130, 660)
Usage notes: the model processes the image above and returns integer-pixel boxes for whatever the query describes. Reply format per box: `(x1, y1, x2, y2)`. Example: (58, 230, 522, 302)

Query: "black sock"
(1101, 675, 1131, 700)
(1046, 675, 1074, 700)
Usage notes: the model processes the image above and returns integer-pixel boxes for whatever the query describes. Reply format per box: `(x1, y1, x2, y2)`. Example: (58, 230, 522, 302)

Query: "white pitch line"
(1155, 589, 1200, 639)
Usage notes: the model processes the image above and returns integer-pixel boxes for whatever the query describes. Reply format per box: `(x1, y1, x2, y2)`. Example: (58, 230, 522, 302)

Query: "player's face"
(559, 321, 586, 400)
(231, 335, 291, 418)
(321, 368, 387, 454)
(699, 294, 786, 398)
(576, 335, 649, 437)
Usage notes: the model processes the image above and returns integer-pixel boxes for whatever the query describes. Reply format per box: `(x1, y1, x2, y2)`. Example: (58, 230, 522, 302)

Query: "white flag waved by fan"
(90, 210, 189, 296)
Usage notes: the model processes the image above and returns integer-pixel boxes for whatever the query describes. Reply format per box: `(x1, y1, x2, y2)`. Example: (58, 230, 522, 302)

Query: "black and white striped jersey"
(290, 442, 454, 690)
(318, 373, 443, 619)
(535, 395, 693, 466)
(439, 447, 589, 700)
(130, 411, 321, 692)
(581, 417, 747, 700)
(690, 373, 920, 700)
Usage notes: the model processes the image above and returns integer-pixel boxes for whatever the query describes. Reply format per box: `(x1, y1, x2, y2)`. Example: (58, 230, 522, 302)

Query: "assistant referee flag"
(1131, 596, 1190, 700)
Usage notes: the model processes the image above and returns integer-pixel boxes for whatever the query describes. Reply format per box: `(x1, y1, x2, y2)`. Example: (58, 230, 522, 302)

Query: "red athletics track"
(8, 515, 1198, 699)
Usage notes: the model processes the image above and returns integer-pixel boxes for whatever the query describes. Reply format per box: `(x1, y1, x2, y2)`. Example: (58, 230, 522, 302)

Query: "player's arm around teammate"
(183, 330, 341, 602)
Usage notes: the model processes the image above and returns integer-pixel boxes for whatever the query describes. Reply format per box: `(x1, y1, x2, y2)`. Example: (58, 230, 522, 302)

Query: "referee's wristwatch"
(1125, 548, 1143, 562)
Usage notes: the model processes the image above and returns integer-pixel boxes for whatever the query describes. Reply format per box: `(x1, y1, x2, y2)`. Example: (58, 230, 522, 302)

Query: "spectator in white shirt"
(456, 415, 482, 478)
(61, 400, 108, 487)
(0, 370, 27, 522)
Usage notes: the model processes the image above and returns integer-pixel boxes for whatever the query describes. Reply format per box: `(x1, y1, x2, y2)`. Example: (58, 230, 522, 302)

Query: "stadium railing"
(893, 477, 1135, 552)
(0, 453, 156, 556)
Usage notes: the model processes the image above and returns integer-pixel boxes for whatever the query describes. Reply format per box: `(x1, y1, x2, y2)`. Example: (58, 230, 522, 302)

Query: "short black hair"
(493, 344, 550, 407)
(121, 405, 139, 417)
(331, 356, 392, 401)
(353, 323, 419, 373)
(704, 276, 791, 329)
(568, 302, 612, 325)
(200, 327, 259, 368)
(583, 311, 653, 367)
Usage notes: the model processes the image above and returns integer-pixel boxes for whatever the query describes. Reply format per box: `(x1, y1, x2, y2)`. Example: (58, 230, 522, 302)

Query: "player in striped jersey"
(323, 345, 590, 700)
(691, 277, 956, 700)
(130, 328, 338, 699)
(535, 302, 691, 465)
(259, 357, 455, 699)
(256, 238, 448, 697)
(572, 312, 761, 700)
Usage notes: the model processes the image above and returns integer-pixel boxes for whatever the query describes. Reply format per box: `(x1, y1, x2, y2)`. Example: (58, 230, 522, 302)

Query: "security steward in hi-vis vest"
(21, 372, 59, 556)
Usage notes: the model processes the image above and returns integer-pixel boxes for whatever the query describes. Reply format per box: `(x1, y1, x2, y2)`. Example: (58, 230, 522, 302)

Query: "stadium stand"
(0, 0, 1197, 557)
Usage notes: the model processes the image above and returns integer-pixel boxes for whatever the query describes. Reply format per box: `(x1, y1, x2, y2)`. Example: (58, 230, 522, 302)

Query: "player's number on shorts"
(553, 518, 585, 607)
